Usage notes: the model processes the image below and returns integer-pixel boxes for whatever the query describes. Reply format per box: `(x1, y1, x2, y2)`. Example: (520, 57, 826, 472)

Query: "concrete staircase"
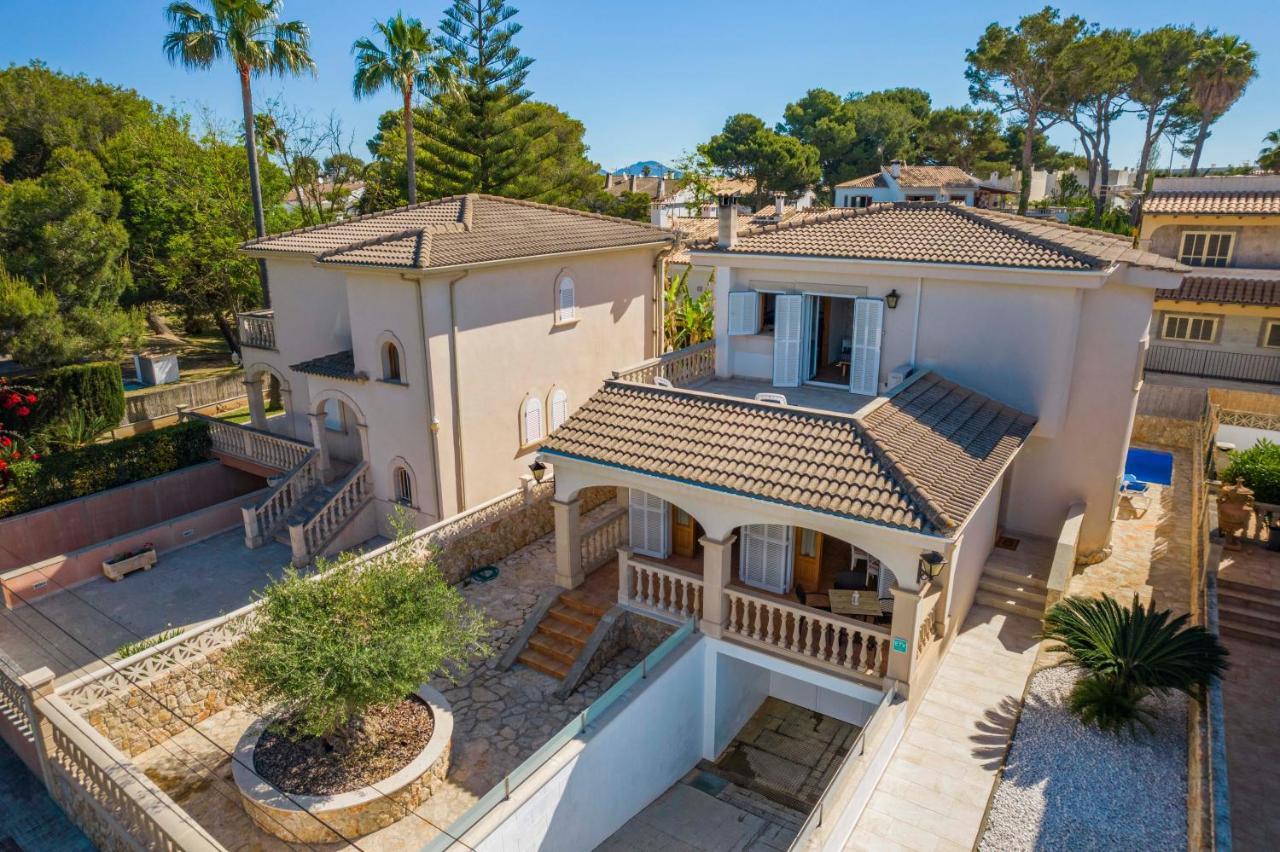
(517, 589, 611, 679)
(1218, 579, 1280, 647)
(975, 535, 1054, 619)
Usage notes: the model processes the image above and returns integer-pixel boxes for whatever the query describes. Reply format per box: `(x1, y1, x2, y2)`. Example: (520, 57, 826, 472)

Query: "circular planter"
(233, 685, 453, 843)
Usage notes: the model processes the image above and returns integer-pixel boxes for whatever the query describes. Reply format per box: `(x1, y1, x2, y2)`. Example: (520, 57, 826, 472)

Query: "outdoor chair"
(834, 569, 869, 591)
(1120, 474, 1152, 516)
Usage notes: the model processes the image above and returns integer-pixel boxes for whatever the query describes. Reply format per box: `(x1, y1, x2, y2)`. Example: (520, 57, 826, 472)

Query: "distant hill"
(602, 160, 680, 178)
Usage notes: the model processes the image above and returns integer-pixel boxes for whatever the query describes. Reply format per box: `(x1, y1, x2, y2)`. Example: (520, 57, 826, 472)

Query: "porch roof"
(541, 371, 1035, 535)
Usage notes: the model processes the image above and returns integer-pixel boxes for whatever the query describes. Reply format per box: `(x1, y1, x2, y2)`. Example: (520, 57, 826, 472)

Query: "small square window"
(1264, 322, 1280, 349)
(1161, 313, 1218, 343)
(1179, 232, 1233, 267)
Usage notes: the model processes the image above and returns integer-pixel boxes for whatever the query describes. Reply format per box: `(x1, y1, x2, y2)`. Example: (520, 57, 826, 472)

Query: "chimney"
(889, 159, 902, 179)
(717, 194, 739, 249)
(657, 174, 666, 199)
(773, 191, 787, 221)
(628, 173, 638, 192)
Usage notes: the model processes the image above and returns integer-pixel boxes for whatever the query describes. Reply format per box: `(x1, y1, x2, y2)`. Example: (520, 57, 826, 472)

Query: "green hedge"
(2, 420, 211, 516)
(0, 362, 125, 436)
(1222, 439, 1280, 504)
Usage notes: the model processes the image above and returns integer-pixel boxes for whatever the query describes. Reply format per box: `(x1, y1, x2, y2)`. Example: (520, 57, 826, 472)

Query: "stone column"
(700, 533, 735, 638)
(887, 582, 925, 688)
(19, 666, 56, 789)
(356, 421, 371, 464)
(308, 412, 331, 480)
(243, 376, 267, 430)
(553, 495, 583, 589)
(278, 385, 295, 437)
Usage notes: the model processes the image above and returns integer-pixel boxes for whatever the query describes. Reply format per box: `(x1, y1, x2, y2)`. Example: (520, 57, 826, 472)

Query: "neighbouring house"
(652, 178, 815, 228)
(283, 180, 365, 220)
(536, 197, 1186, 687)
(1139, 175, 1280, 386)
(235, 193, 672, 552)
(834, 161, 1011, 209)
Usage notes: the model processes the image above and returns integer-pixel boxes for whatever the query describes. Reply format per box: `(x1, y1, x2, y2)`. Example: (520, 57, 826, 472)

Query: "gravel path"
(979, 665, 1187, 851)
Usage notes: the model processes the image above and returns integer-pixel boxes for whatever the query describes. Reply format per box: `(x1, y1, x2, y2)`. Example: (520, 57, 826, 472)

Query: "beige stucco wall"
(1144, 221, 1280, 270)
(1151, 301, 1280, 358)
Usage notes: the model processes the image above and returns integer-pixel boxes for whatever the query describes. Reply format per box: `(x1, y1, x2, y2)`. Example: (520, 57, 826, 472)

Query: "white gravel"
(979, 665, 1187, 852)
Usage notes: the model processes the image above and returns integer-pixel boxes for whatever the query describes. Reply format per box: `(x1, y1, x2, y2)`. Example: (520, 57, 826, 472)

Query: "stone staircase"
(517, 589, 611, 679)
(975, 535, 1054, 619)
(1218, 578, 1280, 647)
(271, 483, 338, 545)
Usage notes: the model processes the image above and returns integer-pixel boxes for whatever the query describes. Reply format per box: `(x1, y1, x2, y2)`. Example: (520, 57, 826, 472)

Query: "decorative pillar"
(617, 545, 634, 603)
(244, 376, 267, 430)
(19, 666, 56, 789)
(278, 385, 295, 437)
(356, 421, 371, 464)
(699, 533, 735, 638)
(308, 412, 332, 481)
(553, 495, 583, 589)
(887, 582, 925, 687)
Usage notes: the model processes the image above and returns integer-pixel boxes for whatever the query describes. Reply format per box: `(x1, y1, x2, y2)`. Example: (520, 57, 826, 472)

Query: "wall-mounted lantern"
(918, 551, 946, 585)
(885, 289, 900, 310)
(528, 460, 547, 483)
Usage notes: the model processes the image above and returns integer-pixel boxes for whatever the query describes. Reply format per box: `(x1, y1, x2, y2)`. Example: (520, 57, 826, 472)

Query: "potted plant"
(102, 542, 157, 581)
(228, 522, 492, 842)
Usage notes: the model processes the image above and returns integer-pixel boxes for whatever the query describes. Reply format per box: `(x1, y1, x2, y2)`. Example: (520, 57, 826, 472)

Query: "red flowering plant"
(0, 378, 40, 489)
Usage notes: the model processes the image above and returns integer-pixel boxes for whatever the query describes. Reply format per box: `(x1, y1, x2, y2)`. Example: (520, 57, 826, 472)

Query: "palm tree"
(352, 13, 449, 206)
(1041, 594, 1228, 734)
(1185, 32, 1258, 175)
(163, 0, 314, 308)
(1260, 130, 1280, 174)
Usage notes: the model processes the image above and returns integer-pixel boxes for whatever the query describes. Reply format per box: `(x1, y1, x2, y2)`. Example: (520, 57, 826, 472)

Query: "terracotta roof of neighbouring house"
(1142, 191, 1280, 215)
(666, 204, 833, 264)
(603, 175, 686, 200)
(243, 193, 671, 270)
(541, 371, 1035, 535)
(289, 350, 365, 382)
(1156, 276, 1280, 307)
(836, 165, 981, 190)
(691, 202, 1186, 272)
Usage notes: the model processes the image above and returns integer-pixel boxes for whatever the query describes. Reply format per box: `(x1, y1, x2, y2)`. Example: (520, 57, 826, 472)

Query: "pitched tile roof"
(1156, 276, 1280, 307)
(541, 371, 1035, 535)
(289, 351, 365, 382)
(1142, 191, 1280, 215)
(666, 204, 833, 264)
(837, 165, 979, 190)
(243, 194, 671, 270)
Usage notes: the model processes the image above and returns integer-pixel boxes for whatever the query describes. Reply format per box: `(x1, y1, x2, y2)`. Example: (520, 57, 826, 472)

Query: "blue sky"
(2, 0, 1275, 172)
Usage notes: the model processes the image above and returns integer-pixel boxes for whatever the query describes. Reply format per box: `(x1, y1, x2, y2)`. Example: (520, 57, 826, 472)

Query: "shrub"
(1041, 594, 1228, 734)
(226, 519, 493, 747)
(2, 419, 211, 516)
(0, 362, 125, 438)
(1222, 439, 1280, 503)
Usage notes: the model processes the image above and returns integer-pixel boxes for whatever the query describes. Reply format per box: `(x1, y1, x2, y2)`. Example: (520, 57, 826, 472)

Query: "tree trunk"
(1130, 107, 1160, 225)
(1018, 107, 1036, 215)
(239, 67, 271, 308)
(145, 311, 179, 341)
(404, 88, 417, 205)
(1188, 118, 1211, 176)
(214, 312, 241, 357)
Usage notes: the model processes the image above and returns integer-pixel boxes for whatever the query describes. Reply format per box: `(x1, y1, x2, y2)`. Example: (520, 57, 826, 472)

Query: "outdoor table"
(827, 589, 884, 618)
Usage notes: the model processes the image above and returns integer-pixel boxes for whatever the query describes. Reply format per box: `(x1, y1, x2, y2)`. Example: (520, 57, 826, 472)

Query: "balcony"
(237, 309, 276, 351)
(1146, 343, 1280, 385)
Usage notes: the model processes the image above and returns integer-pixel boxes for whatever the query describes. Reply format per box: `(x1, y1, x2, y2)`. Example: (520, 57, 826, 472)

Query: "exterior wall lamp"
(885, 289, 900, 309)
(528, 460, 547, 483)
(918, 551, 946, 585)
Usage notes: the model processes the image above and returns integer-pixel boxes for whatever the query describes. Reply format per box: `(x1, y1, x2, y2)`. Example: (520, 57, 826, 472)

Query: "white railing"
(0, 665, 35, 743)
(724, 588, 889, 680)
(290, 462, 372, 564)
(620, 550, 704, 620)
(186, 411, 311, 471)
(580, 506, 627, 574)
(242, 450, 321, 548)
(39, 693, 225, 851)
(612, 341, 715, 387)
(237, 309, 276, 350)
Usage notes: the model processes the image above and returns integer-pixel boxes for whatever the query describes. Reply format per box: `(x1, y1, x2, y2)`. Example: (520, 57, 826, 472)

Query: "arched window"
(522, 396, 544, 446)
(556, 276, 575, 323)
(382, 341, 402, 382)
(394, 466, 413, 505)
(549, 388, 568, 431)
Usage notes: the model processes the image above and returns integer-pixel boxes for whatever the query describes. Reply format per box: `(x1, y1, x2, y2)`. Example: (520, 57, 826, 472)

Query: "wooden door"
(672, 506, 696, 558)
(793, 528, 823, 592)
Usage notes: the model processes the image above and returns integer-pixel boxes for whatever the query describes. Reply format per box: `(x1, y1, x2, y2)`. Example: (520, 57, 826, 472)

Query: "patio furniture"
(803, 592, 831, 612)
(876, 596, 894, 625)
(834, 569, 869, 591)
(1119, 474, 1151, 516)
(828, 589, 883, 619)
(754, 392, 788, 405)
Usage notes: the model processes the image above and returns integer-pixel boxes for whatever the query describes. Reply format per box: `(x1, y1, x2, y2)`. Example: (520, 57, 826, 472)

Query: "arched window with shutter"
(556, 276, 575, 323)
(549, 388, 568, 432)
(394, 466, 413, 505)
(382, 341, 401, 382)
(522, 395, 544, 446)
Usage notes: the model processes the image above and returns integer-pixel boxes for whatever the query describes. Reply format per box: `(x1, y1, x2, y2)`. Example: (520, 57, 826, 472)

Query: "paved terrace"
(687, 376, 875, 415)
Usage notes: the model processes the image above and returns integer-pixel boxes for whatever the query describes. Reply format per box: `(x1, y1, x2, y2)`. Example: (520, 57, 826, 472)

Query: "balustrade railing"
(290, 462, 372, 565)
(612, 341, 715, 387)
(242, 450, 320, 548)
(724, 589, 889, 679)
(236, 309, 276, 351)
(580, 507, 627, 574)
(0, 666, 35, 744)
(619, 550, 704, 620)
(186, 411, 311, 471)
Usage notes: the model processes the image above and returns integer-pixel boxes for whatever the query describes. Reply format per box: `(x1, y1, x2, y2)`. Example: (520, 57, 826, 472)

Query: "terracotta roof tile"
(666, 204, 832, 264)
(1156, 276, 1280, 307)
(243, 194, 670, 270)
(836, 165, 980, 190)
(1143, 191, 1280, 215)
(542, 371, 1035, 534)
(289, 351, 365, 382)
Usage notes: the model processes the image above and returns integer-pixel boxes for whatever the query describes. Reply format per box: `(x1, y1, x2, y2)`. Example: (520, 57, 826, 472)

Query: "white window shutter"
(850, 297, 884, 395)
(549, 389, 569, 431)
(523, 397, 544, 444)
(740, 526, 767, 587)
(877, 565, 897, 598)
(727, 291, 760, 336)
(772, 294, 804, 387)
(557, 277, 575, 322)
(629, 490, 669, 558)
(740, 524, 792, 594)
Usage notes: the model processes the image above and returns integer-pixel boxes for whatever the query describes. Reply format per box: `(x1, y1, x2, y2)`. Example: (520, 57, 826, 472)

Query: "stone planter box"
(233, 685, 453, 843)
(102, 547, 156, 581)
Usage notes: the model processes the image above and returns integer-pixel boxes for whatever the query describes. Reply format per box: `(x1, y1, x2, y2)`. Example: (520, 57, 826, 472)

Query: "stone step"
(1220, 622, 1280, 648)
(975, 590, 1044, 620)
(1218, 586, 1280, 618)
(547, 602, 599, 633)
(982, 563, 1050, 591)
(1219, 577, 1280, 602)
(518, 647, 571, 679)
(1220, 600, 1280, 630)
(538, 616, 592, 647)
(560, 590, 612, 618)
(526, 633, 580, 666)
(977, 576, 1048, 606)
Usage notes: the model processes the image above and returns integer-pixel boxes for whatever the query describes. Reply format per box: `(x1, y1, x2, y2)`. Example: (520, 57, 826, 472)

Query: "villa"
(834, 162, 1011, 209)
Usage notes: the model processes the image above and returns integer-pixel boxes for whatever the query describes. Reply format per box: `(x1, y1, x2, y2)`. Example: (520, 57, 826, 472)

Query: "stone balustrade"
(237, 310, 276, 351)
(580, 506, 627, 574)
(187, 412, 311, 472)
(242, 451, 321, 548)
(619, 551, 704, 620)
(723, 588, 889, 680)
(611, 341, 715, 387)
(290, 462, 372, 565)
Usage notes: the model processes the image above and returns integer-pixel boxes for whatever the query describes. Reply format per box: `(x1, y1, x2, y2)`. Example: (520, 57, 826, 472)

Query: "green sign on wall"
(892, 636, 908, 654)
